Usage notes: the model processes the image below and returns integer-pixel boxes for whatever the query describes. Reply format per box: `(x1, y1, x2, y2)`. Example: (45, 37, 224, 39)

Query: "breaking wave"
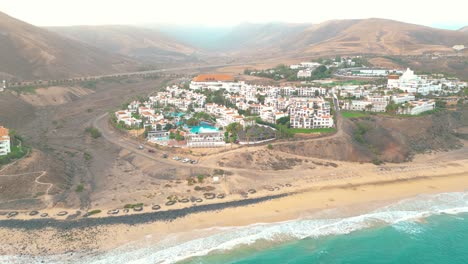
(3, 191, 468, 264)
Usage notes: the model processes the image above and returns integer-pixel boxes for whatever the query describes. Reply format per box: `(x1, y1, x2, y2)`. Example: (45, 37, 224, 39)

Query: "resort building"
(288, 97, 334, 129)
(147, 130, 170, 144)
(189, 74, 238, 91)
(186, 126, 225, 148)
(0, 126, 11, 156)
(297, 70, 312, 78)
(398, 100, 436, 115)
(387, 68, 442, 95)
(392, 94, 416, 104)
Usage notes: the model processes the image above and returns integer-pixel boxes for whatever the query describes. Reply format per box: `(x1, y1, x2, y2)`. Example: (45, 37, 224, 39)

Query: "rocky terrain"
(277, 108, 468, 163)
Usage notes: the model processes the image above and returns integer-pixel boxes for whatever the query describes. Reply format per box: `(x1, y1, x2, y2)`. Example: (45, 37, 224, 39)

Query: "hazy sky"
(0, 0, 467, 29)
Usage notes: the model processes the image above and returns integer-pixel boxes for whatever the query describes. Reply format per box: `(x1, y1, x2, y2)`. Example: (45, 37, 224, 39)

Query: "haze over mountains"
(160, 19, 468, 56)
(47, 25, 199, 64)
(0, 10, 466, 80)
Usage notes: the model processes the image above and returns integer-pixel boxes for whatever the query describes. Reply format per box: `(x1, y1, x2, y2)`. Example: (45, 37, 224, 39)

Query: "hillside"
(167, 19, 468, 57)
(48, 25, 200, 64)
(0, 11, 137, 80)
(301, 19, 468, 55)
(276, 108, 468, 163)
(459, 26, 468, 32)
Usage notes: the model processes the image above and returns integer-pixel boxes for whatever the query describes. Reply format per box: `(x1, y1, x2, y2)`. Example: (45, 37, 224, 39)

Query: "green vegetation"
(197, 174, 205, 183)
(372, 158, 384, 165)
(87, 209, 102, 216)
(353, 123, 370, 144)
(255, 117, 334, 137)
(124, 203, 143, 209)
(80, 80, 98, 89)
(225, 122, 243, 143)
(85, 126, 102, 139)
(75, 184, 84, 193)
(0, 131, 29, 166)
(9, 85, 37, 95)
(83, 152, 92, 161)
(244, 64, 332, 81)
(201, 89, 235, 107)
(267, 144, 273, 150)
(320, 80, 375, 88)
(169, 130, 185, 141)
(341, 111, 369, 118)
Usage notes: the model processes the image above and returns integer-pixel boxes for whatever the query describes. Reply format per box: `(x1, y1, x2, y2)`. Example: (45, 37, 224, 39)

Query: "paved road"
(10, 61, 248, 87)
(93, 113, 212, 170)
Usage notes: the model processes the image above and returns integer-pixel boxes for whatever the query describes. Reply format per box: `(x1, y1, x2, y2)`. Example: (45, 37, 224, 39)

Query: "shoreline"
(1, 167, 468, 257)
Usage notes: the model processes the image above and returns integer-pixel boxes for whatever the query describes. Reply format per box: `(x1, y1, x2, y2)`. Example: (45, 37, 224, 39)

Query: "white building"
(300, 62, 321, 68)
(391, 94, 415, 104)
(289, 97, 334, 129)
(353, 69, 389, 77)
(0, 126, 11, 156)
(297, 70, 312, 78)
(398, 100, 435, 115)
(387, 68, 442, 95)
(147, 130, 170, 143)
(186, 131, 226, 148)
(0, 80, 5, 92)
(290, 108, 334, 129)
(189, 74, 239, 91)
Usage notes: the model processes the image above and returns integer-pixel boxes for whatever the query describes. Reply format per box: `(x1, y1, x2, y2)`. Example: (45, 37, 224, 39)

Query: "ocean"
(3, 191, 468, 264)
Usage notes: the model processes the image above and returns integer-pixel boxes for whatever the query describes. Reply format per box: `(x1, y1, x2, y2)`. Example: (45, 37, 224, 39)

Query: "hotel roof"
(192, 74, 235, 82)
(0, 126, 9, 139)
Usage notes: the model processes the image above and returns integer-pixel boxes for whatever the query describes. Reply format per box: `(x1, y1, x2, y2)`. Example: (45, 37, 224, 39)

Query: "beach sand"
(1, 154, 468, 258)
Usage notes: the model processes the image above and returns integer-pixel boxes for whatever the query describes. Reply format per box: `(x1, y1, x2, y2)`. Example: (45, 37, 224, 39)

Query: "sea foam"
(3, 191, 468, 264)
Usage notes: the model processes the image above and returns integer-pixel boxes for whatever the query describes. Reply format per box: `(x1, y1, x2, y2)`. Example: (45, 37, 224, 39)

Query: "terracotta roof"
(0, 126, 9, 138)
(192, 74, 235, 82)
(388, 75, 400, 80)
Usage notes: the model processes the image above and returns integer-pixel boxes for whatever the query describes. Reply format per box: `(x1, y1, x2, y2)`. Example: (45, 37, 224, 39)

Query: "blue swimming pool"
(190, 125, 219, 134)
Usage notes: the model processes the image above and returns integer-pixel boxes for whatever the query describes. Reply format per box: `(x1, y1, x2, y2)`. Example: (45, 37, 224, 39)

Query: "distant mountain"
(163, 19, 468, 57)
(299, 19, 468, 56)
(459, 26, 468, 32)
(48, 25, 200, 64)
(0, 11, 136, 80)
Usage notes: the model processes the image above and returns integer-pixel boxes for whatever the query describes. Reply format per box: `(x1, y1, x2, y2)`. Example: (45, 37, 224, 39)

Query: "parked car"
(173, 156, 180, 160)
(162, 153, 168, 158)
(148, 149, 155, 153)
(137, 145, 144, 150)
(182, 158, 190, 163)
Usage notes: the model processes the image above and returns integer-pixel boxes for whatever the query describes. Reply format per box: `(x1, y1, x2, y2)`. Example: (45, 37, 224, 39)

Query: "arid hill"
(170, 19, 468, 57)
(276, 109, 468, 163)
(299, 19, 468, 55)
(459, 26, 468, 32)
(0, 11, 137, 80)
(47, 25, 200, 64)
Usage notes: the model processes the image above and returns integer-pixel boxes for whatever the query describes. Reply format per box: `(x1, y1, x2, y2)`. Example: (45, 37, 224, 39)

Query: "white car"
(182, 158, 190, 163)
(173, 156, 180, 160)
(137, 145, 144, 150)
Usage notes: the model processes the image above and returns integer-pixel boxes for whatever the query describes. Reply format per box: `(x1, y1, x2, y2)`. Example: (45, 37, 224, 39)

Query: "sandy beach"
(1, 151, 468, 259)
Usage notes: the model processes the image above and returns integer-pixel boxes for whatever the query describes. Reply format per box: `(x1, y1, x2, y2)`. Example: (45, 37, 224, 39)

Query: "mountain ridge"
(0, 11, 137, 80)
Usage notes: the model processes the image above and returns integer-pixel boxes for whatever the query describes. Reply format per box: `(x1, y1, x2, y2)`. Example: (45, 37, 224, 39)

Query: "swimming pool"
(190, 125, 219, 134)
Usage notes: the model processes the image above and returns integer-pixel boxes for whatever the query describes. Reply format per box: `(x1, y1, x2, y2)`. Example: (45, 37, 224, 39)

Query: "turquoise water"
(184, 213, 468, 263)
(4, 192, 468, 264)
(190, 124, 219, 134)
